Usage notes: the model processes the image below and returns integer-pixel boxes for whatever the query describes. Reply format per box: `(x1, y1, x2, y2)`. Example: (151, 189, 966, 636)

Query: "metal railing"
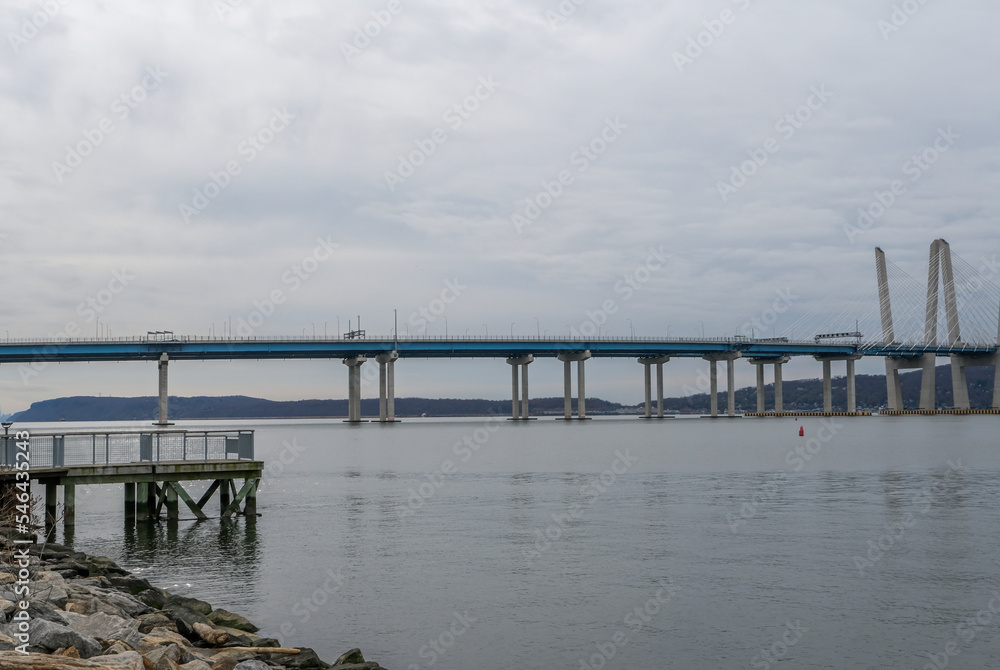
(0, 429, 254, 469)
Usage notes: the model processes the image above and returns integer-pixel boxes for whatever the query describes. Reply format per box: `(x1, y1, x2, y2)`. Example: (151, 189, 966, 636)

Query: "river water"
(39, 415, 1000, 669)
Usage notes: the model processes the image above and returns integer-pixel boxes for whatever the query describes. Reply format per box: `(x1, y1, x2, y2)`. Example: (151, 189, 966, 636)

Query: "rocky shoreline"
(0, 532, 385, 670)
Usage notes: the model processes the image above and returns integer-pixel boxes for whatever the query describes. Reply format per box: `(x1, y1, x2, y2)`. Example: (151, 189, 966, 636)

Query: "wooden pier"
(0, 429, 262, 539)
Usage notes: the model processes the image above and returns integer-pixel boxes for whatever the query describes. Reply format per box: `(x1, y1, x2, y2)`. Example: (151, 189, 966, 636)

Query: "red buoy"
(799, 426, 805, 437)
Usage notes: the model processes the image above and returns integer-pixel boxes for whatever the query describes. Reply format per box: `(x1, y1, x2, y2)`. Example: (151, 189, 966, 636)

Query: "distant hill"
(9, 364, 996, 421)
(10, 395, 631, 422)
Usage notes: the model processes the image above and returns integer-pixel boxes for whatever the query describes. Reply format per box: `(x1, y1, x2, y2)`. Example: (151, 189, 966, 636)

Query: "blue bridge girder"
(0, 336, 994, 364)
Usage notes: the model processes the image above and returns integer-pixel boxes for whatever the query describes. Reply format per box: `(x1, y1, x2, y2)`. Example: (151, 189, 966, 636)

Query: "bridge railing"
(0, 429, 254, 469)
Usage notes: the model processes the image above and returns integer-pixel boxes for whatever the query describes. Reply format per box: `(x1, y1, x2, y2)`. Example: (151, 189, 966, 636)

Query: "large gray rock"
(18, 617, 102, 658)
(234, 661, 271, 670)
(164, 594, 212, 616)
(206, 607, 258, 633)
(33, 571, 70, 609)
(163, 604, 212, 639)
(267, 647, 331, 669)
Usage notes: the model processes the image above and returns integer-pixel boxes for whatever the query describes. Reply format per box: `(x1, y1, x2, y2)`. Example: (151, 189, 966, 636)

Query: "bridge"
(4, 240, 999, 421)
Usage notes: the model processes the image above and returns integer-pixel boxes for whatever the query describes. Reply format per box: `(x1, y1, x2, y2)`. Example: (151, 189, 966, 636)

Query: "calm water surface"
(40, 415, 1000, 669)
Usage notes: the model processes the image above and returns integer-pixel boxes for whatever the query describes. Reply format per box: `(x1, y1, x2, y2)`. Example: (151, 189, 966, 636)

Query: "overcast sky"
(1, 0, 998, 413)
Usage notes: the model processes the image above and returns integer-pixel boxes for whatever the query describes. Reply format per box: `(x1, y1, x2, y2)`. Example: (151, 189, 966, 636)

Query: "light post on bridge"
(627, 318, 634, 338)
(510, 322, 515, 337)
(535, 317, 540, 337)
(483, 324, 489, 337)
(698, 320, 704, 338)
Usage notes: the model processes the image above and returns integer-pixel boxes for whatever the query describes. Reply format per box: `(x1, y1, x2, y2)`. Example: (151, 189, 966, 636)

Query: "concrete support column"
(822, 360, 832, 414)
(506, 355, 534, 420)
(155, 353, 170, 425)
(376, 352, 399, 422)
(709, 360, 718, 417)
(774, 362, 784, 412)
(124, 482, 136, 525)
(846, 357, 857, 413)
(342, 356, 367, 422)
(656, 362, 665, 418)
(703, 353, 740, 417)
(563, 360, 572, 419)
(755, 364, 765, 413)
(64, 484, 75, 529)
(727, 358, 736, 417)
(643, 362, 652, 418)
(919, 353, 937, 410)
(993, 353, 1000, 410)
(951, 355, 971, 410)
(522, 361, 530, 418)
(558, 351, 591, 420)
(510, 363, 520, 419)
(885, 359, 902, 411)
(638, 356, 669, 419)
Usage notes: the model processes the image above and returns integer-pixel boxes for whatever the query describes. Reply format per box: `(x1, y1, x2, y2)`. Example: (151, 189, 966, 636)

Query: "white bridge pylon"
(876, 239, 1000, 410)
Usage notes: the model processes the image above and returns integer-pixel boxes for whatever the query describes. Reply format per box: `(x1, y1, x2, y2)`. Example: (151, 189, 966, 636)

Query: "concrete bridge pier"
(557, 351, 591, 420)
(884, 355, 935, 411)
(155, 354, 172, 426)
(814, 354, 863, 413)
(638, 356, 669, 418)
(342, 356, 367, 422)
(376, 352, 399, 422)
(703, 353, 740, 417)
(506, 355, 534, 420)
(748, 356, 789, 413)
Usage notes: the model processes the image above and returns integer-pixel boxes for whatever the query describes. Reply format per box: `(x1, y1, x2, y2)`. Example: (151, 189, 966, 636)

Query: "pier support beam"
(557, 351, 591, 420)
(702, 353, 740, 417)
(124, 482, 136, 525)
(136, 482, 149, 523)
(45, 483, 57, 537)
(755, 364, 765, 413)
(155, 354, 172, 426)
(847, 357, 857, 413)
(342, 356, 367, 422)
(64, 484, 75, 529)
(376, 352, 399, 422)
(506, 355, 534, 420)
(638, 356, 670, 418)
